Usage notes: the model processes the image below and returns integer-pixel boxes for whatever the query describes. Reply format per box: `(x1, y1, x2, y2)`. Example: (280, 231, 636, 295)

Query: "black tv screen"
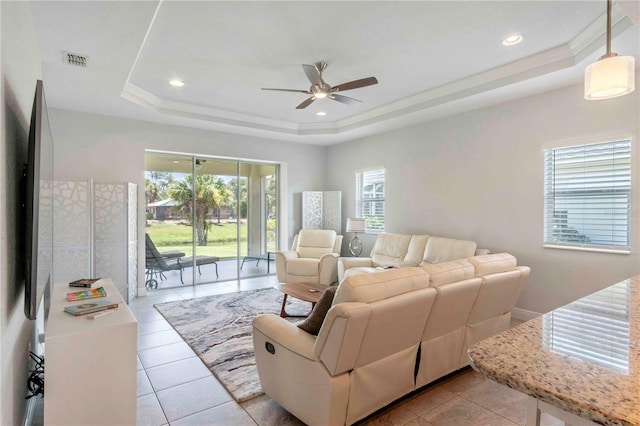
(23, 80, 54, 320)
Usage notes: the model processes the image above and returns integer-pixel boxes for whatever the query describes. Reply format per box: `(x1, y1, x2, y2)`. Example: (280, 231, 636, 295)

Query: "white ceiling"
(29, 1, 640, 145)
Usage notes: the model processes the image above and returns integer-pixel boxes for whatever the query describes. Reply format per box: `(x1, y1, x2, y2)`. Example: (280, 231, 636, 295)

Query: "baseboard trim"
(512, 307, 541, 321)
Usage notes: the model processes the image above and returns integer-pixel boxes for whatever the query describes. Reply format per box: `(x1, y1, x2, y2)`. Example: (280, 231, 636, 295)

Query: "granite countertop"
(468, 275, 640, 426)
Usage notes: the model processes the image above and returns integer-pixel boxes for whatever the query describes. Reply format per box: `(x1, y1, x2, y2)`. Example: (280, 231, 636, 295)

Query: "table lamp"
(345, 218, 365, 256)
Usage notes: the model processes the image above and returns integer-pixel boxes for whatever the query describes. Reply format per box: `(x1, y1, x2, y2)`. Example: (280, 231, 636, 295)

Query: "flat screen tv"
(23, 80, 54, 320)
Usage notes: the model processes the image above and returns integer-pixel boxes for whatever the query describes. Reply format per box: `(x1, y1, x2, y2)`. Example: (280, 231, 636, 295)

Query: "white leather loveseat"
(338, 232, 486, 281)
(253, 253, 529, 425)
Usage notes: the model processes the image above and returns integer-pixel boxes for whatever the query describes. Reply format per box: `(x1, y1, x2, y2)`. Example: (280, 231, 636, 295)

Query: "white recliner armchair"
(275, 229, 343, 285)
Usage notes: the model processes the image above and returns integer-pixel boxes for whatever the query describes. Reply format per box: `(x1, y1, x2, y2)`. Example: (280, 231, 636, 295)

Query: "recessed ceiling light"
(316, 111, 327, 116)
(502, 34, 523, 46)
(169, 79, 185, 87)
(173, 160, 179, 164)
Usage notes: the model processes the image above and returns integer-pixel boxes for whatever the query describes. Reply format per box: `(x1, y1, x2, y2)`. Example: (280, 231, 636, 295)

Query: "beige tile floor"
(131, 278, 564, 426)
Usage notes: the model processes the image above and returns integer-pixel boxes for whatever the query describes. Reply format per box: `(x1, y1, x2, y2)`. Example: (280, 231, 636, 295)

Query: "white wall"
(47, 109, 328, 293)
(327, 80, 640, 315)
(0, 2, 42, 424)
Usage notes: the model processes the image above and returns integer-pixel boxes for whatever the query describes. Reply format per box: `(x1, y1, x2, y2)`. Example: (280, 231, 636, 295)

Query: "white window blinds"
(356, 168, 385, 233)
(543, 139, 631, 252)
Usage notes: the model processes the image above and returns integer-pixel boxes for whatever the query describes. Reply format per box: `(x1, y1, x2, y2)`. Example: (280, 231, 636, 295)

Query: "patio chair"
(145, 233, 220, 289)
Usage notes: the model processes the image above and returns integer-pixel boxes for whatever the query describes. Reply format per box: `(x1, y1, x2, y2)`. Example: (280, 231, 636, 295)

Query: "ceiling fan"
(262, 62, 378, 109)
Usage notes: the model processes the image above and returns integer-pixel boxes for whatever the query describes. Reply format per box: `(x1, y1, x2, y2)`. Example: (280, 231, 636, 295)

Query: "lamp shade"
(585, 55, 635, 100)
(346, 218, 365, 233)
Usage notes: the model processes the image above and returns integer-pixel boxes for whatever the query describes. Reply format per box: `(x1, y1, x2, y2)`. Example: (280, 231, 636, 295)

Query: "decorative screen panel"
(127, 183, 138, 301)
(302, 191, 323, 229)
(302, 191, 341, 234)
(52, 180, 91, 283)
(322, 191, 341, 234)
(52, 180, 137, 301)
(94, 183, 128, 300)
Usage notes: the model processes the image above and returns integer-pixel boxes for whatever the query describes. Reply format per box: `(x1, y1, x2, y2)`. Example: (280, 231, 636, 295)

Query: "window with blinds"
(355, 168, 385, 233)
(542, 281, 630, 373)
(543, 139, 631, 252)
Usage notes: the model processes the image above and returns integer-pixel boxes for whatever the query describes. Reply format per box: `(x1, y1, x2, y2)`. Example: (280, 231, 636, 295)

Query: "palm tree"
(145, 171, 172, 204)
(145, 178, 161, 206)
(213, 178, 233, 224)
(168, 174, 227, 245)
(228, 177, 248, 219)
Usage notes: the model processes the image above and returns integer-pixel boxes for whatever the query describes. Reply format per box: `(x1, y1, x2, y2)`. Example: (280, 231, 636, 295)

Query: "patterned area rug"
(154, 287, 310, 403)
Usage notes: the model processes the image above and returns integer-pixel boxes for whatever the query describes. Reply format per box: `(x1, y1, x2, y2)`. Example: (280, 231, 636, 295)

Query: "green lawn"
(146, 220, 248, 259)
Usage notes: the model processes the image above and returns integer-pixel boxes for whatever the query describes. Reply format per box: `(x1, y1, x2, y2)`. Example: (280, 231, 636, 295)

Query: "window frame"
(355, 167, 385, 234)
(543, 137, 633, 254)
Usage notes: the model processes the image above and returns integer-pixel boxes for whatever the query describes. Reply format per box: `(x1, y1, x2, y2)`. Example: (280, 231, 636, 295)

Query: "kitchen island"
(468, 275, 639, 426)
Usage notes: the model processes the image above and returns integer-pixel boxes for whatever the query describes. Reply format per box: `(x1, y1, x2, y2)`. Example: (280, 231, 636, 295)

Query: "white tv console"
(44, 278, 137, 425)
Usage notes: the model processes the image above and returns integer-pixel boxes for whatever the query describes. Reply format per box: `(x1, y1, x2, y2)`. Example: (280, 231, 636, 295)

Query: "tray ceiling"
(29, 1, 640, 145)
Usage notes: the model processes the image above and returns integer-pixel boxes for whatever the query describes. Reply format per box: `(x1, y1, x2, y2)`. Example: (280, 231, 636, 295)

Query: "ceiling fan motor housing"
(311, 83, 330, 98)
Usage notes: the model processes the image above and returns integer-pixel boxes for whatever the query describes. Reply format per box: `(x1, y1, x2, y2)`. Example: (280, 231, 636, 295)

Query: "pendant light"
(584, 0, 635, 100)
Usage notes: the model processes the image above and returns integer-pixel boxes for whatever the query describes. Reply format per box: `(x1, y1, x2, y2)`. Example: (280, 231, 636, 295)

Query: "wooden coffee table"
(276, 282, 326, 318)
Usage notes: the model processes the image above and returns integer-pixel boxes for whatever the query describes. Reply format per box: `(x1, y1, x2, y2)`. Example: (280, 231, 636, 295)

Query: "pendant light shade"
(584, 0, 636, 100)
(585, 55, 635, 100)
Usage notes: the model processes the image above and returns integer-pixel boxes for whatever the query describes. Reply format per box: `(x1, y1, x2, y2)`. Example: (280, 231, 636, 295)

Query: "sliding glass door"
(144, 151, 278, 290)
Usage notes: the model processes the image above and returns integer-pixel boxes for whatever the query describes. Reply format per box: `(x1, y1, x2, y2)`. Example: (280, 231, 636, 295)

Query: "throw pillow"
(297, 286, 337, 336)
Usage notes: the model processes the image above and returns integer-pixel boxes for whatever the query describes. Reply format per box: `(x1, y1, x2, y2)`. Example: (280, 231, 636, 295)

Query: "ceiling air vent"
(62, 51, 88, 67)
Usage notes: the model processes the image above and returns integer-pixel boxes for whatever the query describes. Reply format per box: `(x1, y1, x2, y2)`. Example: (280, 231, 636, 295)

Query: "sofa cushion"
(296, 229, 337, 259)
(287, 258, 321, 276)
(421, 237, 477, 264)
(370, 233, 412, 267)
(403, 235, 429, 266)
(333, 267, 429, 305)
(421, 259, 474, 287)
(297, 286, 337, 335)
(468, 253, 517, 277)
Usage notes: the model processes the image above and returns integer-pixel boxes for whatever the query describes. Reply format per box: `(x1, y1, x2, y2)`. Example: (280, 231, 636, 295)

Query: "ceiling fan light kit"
(262, 61, 378, 109)
(584, 0, 635, 100)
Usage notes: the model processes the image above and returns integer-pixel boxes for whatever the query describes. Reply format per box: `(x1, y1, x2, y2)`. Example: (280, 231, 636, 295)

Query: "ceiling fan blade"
(302, 64, 322, 86)
(262, 88, 311, 94)
(296, 96, 316, 109)
(332, 76, 378, 92)
(329, 94, 362, 106)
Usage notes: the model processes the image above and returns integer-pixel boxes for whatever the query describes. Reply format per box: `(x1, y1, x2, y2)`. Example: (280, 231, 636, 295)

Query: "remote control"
(87, 310, 115, 319)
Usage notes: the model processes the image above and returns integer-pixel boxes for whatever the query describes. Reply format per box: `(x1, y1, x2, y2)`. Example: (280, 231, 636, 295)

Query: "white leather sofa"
(415, 253, 529, 387)
(338, 232, 486, 281)
(276, 229, 343, 285)
(253, 253, 529, 425)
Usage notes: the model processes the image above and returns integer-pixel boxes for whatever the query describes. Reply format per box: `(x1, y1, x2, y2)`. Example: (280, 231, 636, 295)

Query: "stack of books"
(64, 278, 117, 316)
(64, 299, 119, 316)
(68, 278, 101, 288)
(66, 286, 107, 301)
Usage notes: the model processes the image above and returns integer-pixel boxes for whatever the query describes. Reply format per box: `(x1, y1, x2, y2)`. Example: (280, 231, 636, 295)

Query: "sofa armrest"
(337, 257, 374, 282)
(277, 250, 299, 261)
(313, 302, 371, 375)
(252, 314, 317, 361)
(275, 250, 300, 282)
(318, 253, 340, 285)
